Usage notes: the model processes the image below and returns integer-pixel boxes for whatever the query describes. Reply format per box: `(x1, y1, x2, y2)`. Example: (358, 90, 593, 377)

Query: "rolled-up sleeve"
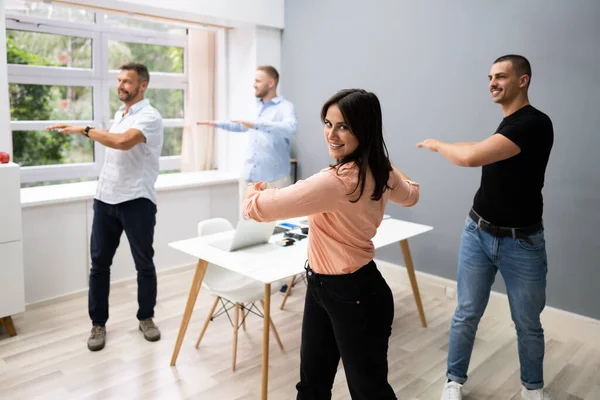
(243, 171, 345, 222)
(389, 171, 420, 207)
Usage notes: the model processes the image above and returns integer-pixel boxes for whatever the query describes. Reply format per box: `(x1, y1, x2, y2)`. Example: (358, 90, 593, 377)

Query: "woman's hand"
(244, 181, 269, 199)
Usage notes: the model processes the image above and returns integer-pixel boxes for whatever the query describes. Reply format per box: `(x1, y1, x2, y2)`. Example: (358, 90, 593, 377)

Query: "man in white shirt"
(47, 62, 164, 351)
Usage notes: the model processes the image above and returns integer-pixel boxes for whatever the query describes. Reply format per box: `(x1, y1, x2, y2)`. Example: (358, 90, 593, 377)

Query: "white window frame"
(6, 11, 189, 183)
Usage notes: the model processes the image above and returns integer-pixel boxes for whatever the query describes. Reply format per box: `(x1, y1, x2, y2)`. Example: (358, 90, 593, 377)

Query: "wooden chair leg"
(241, 303, 247, 331)
(195, 296, 220, 348)
(261, 300, 284, 350)
(232, 303, 240, 371)
(0, 317, 17, 337)
(280, 275, 296, 310)
(400, 240, 427, 328)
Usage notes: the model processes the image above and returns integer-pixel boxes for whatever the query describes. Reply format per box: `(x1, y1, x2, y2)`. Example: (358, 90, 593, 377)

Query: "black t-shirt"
(472, 105, 554, 227)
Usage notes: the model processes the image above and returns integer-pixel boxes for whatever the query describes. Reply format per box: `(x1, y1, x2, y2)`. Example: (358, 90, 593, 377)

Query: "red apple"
(0, 152, 10, 163)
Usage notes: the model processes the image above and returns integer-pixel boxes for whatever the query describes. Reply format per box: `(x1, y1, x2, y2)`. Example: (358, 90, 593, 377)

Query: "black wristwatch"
(83, 126, 93, 137)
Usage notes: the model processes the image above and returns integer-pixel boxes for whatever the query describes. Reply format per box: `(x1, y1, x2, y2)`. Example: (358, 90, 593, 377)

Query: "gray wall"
(282, 0, 600, 319)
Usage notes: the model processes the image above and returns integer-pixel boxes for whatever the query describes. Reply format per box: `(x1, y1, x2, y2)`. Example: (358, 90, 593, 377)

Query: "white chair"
(195, 218, 285, 371)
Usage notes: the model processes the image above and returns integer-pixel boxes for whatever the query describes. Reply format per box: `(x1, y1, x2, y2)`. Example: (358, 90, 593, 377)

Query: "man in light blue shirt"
(197, 65, 297, 194)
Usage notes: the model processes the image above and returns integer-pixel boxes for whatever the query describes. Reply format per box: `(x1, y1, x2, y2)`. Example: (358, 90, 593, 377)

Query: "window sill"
(21, 170, 240, 208)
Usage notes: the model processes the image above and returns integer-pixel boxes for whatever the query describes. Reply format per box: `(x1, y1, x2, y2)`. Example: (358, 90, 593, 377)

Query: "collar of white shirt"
(118, 98, 150, 117)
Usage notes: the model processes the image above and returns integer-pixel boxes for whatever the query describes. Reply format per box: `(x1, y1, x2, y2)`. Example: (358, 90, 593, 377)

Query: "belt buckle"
(477, 217, 490, 230)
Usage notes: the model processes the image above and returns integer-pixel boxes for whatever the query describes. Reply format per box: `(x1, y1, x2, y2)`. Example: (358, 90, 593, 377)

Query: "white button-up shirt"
(96, 99, 164, 205)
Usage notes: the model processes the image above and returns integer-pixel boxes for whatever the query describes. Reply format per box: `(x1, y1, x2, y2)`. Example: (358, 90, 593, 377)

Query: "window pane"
(12, 130, 94, 167)
(162, 127, 183, 157)
(7, 30, 92, 69)
(9, 84, 93, 121)
(109, 88, 183, 119)
(5, 0, 95, 22)
(103, 13, 186, 35)
(108, 41, 184, 73)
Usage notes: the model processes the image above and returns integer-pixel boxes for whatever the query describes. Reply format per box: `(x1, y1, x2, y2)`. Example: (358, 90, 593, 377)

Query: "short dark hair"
(494, 54, 532, 87)
(119, 62, 150, 83)
(256, 65, 279, 86)
(321, 89, 392, 203)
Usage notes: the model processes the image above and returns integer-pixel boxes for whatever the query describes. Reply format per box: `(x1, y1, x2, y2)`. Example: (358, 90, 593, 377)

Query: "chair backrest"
(197, 218, 241, 292)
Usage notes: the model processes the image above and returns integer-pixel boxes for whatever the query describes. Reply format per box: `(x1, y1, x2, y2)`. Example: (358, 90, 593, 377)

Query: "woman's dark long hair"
(321, 89, 392, 203)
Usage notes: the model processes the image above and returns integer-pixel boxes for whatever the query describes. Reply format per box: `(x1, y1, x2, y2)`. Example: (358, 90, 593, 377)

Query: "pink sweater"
(242, 163, 420, 275)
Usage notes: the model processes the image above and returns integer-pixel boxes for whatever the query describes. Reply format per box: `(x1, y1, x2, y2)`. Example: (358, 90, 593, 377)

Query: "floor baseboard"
(374, 258, 600, 344)
(24, 259, 600, 345)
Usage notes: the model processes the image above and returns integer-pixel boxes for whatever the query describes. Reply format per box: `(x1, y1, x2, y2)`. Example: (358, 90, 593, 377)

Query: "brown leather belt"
(468, 209, 543, 245)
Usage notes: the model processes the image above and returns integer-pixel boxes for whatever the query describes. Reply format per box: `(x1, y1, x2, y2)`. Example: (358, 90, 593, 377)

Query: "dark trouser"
(89, 198, 157, 327)
(296, 260, 397, 400)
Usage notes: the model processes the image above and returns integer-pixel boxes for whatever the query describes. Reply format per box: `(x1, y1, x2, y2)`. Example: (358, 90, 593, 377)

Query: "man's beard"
(255, 88, 268, 98)
(119, 86, 140, 102)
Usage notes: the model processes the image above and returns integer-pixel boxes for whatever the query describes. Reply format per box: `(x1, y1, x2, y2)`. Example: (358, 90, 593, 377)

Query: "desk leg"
(261, 283, 271, 400)
(399, 240, 427, 328)
(170, 259, 209, 366)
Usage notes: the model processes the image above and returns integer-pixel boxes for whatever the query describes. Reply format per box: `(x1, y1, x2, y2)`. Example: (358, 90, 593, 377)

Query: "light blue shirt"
(216, 96, 297, 182)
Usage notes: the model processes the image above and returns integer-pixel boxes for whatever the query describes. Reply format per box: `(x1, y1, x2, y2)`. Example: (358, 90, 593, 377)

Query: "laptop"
(209, 219, 276, 252)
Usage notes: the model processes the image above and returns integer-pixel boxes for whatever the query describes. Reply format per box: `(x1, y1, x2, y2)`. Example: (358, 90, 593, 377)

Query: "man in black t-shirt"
(417, 55, 554, 400)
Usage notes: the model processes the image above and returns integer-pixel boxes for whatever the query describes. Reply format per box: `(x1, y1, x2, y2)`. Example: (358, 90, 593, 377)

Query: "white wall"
(223, 28, 257, 176)
(220, 26, 284, 175)
(0, 2, 11, 156)
(256, 26, 282, 87)
(61, 0, 285, 28)
(21, 181, 238, 304)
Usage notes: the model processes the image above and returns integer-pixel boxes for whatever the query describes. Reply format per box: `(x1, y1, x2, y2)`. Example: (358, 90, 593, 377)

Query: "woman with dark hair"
(242, 89, 419, 399)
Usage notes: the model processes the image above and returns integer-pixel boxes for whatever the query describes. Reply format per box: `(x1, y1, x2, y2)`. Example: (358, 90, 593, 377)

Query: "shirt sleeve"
(253, 101, 297, 140)
(242, 170, 346, 222)
(497, 117, 545, 152)
(388, 169, 420, 207)
(215, 121, 249, 132)
(130, 110, 163, 150)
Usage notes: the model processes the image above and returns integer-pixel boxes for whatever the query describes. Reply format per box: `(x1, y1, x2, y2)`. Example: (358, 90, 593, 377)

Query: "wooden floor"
(1, 265, 599, 400)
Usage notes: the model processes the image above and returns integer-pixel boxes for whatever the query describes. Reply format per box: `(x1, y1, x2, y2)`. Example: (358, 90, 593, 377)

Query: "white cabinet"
(0, 162, 25, 322)
(0, 241, 25, 318)
(0, 163, 22, 243)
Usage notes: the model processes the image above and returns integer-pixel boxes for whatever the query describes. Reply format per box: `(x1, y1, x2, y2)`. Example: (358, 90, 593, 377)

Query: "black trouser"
(296, 260, 397, 400)
(89, 198, 157, 327)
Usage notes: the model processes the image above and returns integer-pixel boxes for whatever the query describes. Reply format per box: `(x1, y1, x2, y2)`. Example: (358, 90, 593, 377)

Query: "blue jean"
(447, 214, 548, 390)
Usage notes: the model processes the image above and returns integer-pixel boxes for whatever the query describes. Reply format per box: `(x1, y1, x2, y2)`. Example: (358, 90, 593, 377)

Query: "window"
(5, 3, 189, 185)
(108, 41, 184, 74)
(5, 1, 95, 23)
(9, 83, 93, 121)
(109, 88, 184, 118)
(7, 30, 93, 68)
(102, 13, 187, 36)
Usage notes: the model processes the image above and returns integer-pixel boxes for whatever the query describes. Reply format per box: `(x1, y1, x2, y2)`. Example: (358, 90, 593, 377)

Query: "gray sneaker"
(87, 326, 106, 351)
(139, 318, 161, 342)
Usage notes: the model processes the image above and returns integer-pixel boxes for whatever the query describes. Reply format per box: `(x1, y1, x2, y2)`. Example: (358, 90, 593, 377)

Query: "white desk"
(168, 218, 433, 399)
